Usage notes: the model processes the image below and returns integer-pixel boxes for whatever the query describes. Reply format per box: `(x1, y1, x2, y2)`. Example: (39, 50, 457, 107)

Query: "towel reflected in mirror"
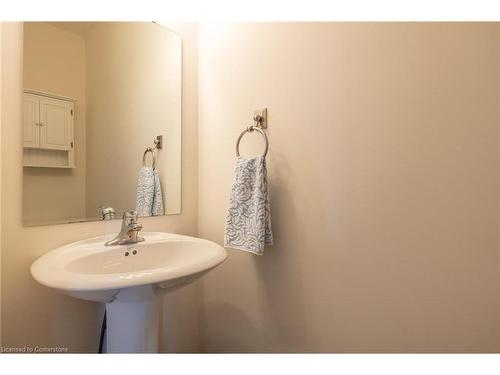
(136, 166, 164, 216)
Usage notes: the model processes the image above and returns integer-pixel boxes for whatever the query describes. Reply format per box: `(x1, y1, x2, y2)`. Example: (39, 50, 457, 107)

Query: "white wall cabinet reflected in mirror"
(23, 91, 75, 168)
(22, 22, 182, 226)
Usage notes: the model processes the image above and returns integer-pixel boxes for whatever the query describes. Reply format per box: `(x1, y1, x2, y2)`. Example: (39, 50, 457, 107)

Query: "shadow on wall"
(202, 151, 326, 352)
(160, 280, 203, 353)
(200, 301, 263, 352)
(252, 152, 310, 352)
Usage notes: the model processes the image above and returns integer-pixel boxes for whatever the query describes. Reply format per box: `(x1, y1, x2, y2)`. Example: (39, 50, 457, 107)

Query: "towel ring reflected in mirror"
(235, 125, 269, 158)
(143, 147, 156, 170)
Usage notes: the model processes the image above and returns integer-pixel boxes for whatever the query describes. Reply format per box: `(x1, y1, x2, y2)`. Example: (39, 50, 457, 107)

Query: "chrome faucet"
(105, 211, 144, 246)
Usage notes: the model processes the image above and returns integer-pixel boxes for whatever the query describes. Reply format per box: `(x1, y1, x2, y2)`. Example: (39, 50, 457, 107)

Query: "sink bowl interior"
(66, 240, 211, 275)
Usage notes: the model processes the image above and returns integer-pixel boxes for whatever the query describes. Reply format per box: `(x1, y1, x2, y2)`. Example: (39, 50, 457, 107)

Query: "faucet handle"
(122, 210, 139, 225)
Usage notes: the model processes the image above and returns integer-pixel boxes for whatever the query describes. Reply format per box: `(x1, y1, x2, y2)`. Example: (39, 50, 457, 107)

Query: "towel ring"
(143, 147, 156, 169)
(235, 125, 269, 158)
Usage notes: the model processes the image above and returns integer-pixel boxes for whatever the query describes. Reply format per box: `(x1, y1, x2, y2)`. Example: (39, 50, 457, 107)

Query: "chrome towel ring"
(142, 135, 163, 170)
(143, 147, 156, 169)
(235, 125, 269, 158)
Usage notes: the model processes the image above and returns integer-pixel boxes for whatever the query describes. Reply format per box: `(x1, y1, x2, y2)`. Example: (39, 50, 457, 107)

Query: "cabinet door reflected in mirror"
(22, 22, 182, 226)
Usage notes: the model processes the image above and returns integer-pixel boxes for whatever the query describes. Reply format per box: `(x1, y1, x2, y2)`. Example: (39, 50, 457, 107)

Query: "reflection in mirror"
(22, 22, 182, 226)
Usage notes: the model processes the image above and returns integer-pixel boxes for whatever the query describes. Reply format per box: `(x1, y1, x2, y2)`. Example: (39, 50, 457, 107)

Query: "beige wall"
(160, 22, 200, 352)
(198, 23, 499, 352)
(85, 22, 182, 218)
(1, 22, 200, 352)
(23, 22, 87, 225)
(3, 21, 500, 354)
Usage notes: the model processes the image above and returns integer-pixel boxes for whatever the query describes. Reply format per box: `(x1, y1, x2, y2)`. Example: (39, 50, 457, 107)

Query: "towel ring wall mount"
(235, 108, 269, 158)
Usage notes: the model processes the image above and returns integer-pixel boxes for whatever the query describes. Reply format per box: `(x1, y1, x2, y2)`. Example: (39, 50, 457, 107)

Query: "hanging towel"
(224, 156, 273, 255)
(136, 166, 164, 216)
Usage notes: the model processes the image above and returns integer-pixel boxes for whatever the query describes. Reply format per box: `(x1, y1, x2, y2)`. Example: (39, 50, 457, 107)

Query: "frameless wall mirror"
(22, 22, 182, 226)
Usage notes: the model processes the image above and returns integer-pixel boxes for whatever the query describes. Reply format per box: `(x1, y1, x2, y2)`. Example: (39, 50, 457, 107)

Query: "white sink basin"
(30, 232, 227, 353)
(31, 232, 227, 302)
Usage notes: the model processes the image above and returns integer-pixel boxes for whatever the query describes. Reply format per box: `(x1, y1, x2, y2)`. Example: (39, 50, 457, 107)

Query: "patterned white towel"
(136, 166, 164, 216)
(224, 156, 273, 255)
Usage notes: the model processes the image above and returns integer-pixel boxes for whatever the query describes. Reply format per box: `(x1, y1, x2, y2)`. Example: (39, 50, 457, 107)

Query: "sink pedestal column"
(105, 285, 161, 353)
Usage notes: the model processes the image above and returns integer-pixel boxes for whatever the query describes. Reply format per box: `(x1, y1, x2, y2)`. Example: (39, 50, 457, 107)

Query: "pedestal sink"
(30, 232, 227, 353)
